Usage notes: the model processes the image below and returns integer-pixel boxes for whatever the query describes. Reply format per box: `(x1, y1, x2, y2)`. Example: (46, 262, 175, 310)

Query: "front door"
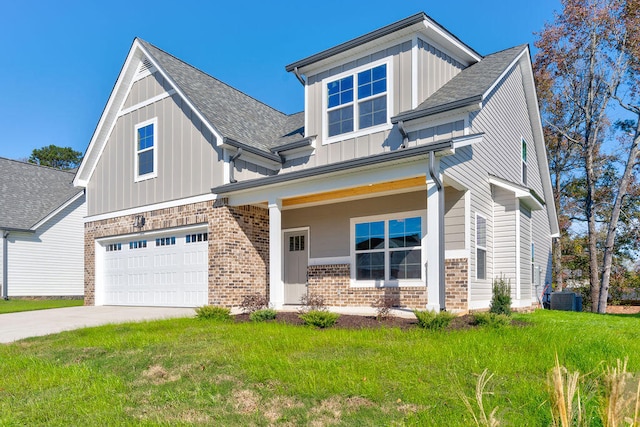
(284, 230, 308, 305)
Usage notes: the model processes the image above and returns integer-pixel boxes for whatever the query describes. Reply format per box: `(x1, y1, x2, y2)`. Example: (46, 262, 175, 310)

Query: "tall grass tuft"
(458, 369, 500, 427)
(548, 353, 584, 427)
(600, 358, 640, 426)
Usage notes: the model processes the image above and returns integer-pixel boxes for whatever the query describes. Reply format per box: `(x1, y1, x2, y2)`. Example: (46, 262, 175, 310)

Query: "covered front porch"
(213, 140, 474, 312)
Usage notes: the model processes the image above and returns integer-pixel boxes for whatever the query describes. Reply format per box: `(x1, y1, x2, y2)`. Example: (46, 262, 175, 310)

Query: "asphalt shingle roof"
(0, 158, 80, 230)
(139, 40, 304, 154)
(393, 45, 526, 122)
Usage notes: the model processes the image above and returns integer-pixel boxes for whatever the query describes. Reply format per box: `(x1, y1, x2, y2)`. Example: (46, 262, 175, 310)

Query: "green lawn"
(0, 298, 83, 314)
(0, 310, 638, 425)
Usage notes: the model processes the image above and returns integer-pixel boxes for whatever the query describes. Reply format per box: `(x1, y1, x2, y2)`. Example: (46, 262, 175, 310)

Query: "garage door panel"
(101, 229, 208, 307)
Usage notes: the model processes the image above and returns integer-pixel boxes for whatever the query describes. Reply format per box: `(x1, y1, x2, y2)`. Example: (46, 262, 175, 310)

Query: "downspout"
(229, 148, 243, 184)
(428, 151, 446, 310)
(398, 120, 408, 149)
(2, 231, 8, 300)
(293, 67, 306, 86)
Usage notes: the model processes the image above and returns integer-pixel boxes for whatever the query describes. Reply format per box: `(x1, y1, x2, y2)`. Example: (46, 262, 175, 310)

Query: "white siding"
(519, 204, 532, 301)
(7, 196, 86, 296)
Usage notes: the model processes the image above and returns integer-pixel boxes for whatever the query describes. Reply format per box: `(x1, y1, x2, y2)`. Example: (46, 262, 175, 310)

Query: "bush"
(249, 308, 277, 322)
(299, 310, 340, 328)
(413, 309, 456, 331)
(194, 305, 231, 321)
(490, 276, 512, 316)
(299, 294, 326, 313)
(371, 295, 398, 320)
(473, 312, 511, 328)
(240, 293, 269, 314)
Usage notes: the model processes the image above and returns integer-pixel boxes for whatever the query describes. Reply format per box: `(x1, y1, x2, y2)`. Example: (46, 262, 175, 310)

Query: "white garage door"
(101, 228, 208, 307)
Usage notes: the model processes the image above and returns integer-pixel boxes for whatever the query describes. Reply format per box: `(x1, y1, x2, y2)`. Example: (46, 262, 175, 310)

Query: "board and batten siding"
(122, 72, 173, 109)
(6, 195, 86, 296)
(87, 73, 225, 216)
(417, 39, 465, 103)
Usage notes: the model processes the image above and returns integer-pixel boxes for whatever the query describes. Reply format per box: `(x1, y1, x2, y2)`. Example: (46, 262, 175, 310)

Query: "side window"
(135, 118, 158, 181)
(521, 138, 528, 186)
(476, 214, 487, 280)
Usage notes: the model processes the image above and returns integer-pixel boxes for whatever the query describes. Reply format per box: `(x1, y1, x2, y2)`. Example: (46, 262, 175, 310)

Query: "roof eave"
(391, 96, 482, 124)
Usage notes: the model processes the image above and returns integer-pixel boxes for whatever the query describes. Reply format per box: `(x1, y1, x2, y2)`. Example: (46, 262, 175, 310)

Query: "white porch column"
(268, 199, 284, 309)
(426, 154, 445, 311)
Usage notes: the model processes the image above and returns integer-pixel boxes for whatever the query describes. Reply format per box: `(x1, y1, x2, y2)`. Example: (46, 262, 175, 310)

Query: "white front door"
(284, 230, 308, 305)
(101, 228, 208, 307)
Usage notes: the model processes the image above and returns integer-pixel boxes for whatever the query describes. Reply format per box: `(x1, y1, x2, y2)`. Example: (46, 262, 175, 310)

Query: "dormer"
(285, 12, 482, 147)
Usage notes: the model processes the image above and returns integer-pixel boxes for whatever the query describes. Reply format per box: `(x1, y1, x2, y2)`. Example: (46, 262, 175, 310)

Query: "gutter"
(229, 148, 243, 184)
(222, 137, 282, 164)
(391, 95, 482, 124)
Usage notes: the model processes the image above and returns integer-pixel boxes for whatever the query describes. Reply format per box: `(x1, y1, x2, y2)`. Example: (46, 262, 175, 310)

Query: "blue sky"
(0, 0, 560, 161)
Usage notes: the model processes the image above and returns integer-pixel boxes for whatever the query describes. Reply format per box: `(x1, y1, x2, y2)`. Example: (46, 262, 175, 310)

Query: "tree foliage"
(28, 145, 83, 170)
(534, 0, 640, 313)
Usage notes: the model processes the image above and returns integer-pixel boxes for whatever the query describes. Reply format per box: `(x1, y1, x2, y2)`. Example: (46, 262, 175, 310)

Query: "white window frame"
(322, 59, 393, 145)
(521, 137, 528, 186)
(475, 213, 487, 281)
(350, 210, 426, 288)
(134, 117, 158, 182)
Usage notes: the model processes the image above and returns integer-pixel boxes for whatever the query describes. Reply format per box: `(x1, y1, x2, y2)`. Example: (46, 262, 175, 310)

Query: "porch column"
(268, 199, 284, 309)
(426, 153, 445, 311)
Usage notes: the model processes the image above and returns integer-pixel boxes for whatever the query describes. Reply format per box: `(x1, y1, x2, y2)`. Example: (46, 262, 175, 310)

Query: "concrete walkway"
(0, 306, 195, 344)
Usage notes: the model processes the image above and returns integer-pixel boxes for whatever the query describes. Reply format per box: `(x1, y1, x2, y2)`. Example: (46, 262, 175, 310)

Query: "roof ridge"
(484, 44, 528, 57)
(0, 156, 76, 175)
(137, 38, 290, 118)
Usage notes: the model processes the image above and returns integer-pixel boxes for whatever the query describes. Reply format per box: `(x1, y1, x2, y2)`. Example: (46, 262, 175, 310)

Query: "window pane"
(356, 252, 385, 280)
(138, 149, 154, 175)
(138, 124, 154, 150)
(328, 105, 354, 137)
(327, 76, 353, 108)
(389, 249, 421, 279)
(389, 217, 421, 248)
(358, 95, 386, 129)
(476, 216, 486, 247)
(355, 221, 384, 251)
(477, 248, 486, 279)
(358, 64, 386, 100)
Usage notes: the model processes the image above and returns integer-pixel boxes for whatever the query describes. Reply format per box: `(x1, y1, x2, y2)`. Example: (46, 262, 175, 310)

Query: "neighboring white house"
(74, 12, 559, 311)
(0, 157, 86, 298)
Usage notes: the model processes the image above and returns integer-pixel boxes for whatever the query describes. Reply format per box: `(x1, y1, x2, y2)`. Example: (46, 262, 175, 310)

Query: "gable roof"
(392, 45, 527, 123)
(0, 158, 83, 231)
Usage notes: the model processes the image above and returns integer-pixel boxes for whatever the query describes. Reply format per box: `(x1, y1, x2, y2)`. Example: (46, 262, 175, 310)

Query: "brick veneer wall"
(84, 200, 269, 307)
(307, 258, 469, 311)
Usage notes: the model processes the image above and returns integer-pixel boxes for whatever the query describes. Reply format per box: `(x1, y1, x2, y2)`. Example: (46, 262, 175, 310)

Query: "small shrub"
(249, 308, 277, 322)
(194, 305, 231, 321)
(299, 310, 340, 328)
(413, 309, 456, 331)
(371, 295, 397, 320)
(240, 293, 269, 314)
(473, 312, 511, 328)
(299, 294, 326, 313)
(490, 276, 512, 316)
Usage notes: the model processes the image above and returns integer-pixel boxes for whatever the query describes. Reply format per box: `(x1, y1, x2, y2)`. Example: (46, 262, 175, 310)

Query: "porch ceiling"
(282, 176, 426, 208)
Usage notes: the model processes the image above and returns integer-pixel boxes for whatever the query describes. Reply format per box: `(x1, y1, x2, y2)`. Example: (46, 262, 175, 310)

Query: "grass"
(1, 310, 640, 425)
(0, 298, 82, 314)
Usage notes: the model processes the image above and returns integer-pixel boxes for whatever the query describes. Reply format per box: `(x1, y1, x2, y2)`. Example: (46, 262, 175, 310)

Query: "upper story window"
(135, 118, 158, 181)
(521, 138, 528, 186)
(324, 62, 390, 142)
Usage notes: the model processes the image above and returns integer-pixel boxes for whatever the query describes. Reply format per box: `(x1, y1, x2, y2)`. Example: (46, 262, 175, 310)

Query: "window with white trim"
(521, 138, 528, 186)
(325, 63, 389, 140)
(476, 214, 487, 280)
(352, 213, 423, 283)
(135, 118, 157, 181)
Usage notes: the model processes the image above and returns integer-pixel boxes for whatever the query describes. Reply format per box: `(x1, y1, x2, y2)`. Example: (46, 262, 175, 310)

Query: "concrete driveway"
(0, 306, 195, 344)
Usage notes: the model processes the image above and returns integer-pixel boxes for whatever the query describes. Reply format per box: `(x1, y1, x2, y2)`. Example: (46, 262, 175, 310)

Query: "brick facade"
(307, 258, 469, 311)
(84, 199, 269, 307)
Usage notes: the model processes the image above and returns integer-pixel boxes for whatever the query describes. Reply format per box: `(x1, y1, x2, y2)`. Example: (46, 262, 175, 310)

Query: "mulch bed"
(234, 312, 482, 331)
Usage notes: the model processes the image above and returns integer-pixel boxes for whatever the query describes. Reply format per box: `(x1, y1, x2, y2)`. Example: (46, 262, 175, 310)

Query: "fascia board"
(30, 191, 85, 231)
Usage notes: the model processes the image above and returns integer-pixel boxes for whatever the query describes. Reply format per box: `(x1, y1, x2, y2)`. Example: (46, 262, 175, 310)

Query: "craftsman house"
(0, 158, 86, 298)
(74, 12, 558, 311)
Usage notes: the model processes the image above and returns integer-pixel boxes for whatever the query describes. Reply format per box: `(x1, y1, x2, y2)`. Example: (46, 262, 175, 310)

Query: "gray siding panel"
(123, 72, 169, 109)
(493, 187, 516, 283)
(418, 39, 465, 103)
(520, 204, 532, 300)
(444, 187, 465, 251)
(88, 90, 224, 216)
